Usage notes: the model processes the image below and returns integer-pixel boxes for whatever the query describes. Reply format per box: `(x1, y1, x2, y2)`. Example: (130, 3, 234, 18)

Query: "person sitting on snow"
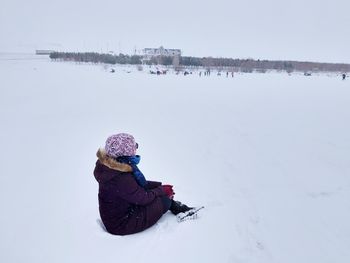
(93, 133, 198, 235)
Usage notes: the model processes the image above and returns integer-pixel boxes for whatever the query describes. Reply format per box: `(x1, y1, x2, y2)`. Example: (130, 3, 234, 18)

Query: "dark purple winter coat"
(93, 149, 167, 235)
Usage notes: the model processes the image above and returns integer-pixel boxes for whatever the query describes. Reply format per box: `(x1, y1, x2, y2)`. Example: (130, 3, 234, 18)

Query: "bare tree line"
(50, 52, 350, 73)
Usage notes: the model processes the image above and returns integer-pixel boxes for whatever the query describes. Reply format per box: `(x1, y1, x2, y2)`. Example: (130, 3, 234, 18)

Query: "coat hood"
(94, 148, 133, 183)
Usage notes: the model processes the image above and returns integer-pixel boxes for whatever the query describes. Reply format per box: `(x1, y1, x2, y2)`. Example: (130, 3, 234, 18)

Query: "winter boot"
(170, 200, 193, 215)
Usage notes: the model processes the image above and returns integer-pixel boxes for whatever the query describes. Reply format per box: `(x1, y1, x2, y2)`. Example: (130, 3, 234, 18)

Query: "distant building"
(36, 50, 55, 55)
(143, 46, 181, 58)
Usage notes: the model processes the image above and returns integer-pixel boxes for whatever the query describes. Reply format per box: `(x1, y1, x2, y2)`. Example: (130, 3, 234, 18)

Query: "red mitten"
(161, 184, 175, 199)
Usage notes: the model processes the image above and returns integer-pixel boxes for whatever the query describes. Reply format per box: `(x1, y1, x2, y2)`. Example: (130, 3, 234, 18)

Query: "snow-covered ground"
(1, 53, 349, 263)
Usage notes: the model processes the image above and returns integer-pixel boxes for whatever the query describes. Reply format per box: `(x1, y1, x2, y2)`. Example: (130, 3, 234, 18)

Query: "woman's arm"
(145, 180, 162, 189)
(112, 175, 165, 206)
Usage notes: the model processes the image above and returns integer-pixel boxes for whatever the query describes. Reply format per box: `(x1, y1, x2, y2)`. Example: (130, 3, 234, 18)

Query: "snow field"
(0, 54, 349, 263)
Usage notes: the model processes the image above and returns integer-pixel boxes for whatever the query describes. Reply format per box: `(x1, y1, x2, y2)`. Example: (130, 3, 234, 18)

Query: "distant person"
(93, 133, 202, 235)
(231, 72, 234, 78)
(226, 72, 229, 77)
(342, 73, 346, 80)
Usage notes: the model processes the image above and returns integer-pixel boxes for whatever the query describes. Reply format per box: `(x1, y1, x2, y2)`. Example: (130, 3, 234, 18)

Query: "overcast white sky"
(1, 0, 349, 63)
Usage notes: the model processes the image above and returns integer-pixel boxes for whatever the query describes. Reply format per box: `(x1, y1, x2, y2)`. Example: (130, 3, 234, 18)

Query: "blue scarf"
(117, 155, 147, 188)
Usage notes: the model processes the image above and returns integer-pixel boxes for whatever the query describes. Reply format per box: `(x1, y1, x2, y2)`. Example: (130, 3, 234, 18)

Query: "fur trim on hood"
(96, 148, 133, 172)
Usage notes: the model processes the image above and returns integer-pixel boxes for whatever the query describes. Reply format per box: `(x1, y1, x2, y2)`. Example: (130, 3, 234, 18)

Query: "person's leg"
(161, 196, 172, 214)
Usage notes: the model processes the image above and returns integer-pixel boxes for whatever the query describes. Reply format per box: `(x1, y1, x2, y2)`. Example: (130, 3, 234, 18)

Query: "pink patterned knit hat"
(105, 133, 137, 158)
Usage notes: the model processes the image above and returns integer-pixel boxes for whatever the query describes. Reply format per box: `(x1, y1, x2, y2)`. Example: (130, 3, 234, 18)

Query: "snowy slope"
(0, 54, 350, 263)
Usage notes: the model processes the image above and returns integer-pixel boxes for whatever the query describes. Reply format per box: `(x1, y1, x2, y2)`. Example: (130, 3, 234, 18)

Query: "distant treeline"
(50, 52, 143, 64)
(50, 52, 350, 73)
